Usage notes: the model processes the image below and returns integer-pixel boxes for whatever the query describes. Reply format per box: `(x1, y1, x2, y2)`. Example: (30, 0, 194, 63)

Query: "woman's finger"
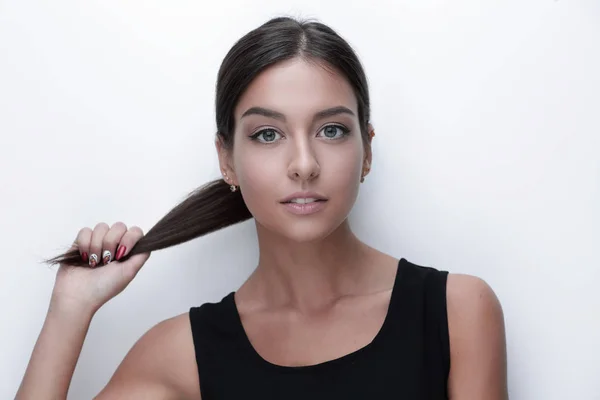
(74, 227, 93, 263)
(114, 226, 144, 262)
(89, 222, 110, 268)
(101, 222, 128, 265)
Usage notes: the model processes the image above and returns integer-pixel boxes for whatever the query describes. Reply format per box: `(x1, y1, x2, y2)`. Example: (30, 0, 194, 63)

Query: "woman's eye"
(250, 125, 349, 143)
(251, 128, 282, 143)
(318, 125, 350, 140)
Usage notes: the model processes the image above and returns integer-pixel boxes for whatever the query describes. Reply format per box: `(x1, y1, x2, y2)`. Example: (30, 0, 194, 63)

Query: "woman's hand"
(51, 222, 151, 315)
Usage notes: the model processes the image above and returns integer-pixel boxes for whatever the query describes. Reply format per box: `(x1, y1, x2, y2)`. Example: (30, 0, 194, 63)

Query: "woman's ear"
(215, 134, 238, 186)
(367, 123, 375, 143)
(363, 123, 374, 176)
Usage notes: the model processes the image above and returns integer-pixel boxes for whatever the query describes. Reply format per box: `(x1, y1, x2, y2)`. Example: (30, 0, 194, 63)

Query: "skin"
(16, 57, 508, 399)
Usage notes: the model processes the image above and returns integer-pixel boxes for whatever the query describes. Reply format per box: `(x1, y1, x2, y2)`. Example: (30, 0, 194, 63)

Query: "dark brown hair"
(46, 16, 371, 267)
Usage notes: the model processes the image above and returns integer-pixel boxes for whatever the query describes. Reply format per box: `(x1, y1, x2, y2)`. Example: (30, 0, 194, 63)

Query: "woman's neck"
(245, 219, 380, 312)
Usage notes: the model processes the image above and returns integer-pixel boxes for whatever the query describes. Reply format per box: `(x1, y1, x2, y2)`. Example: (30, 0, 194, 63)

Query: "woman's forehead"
(234, 58, 358, 120)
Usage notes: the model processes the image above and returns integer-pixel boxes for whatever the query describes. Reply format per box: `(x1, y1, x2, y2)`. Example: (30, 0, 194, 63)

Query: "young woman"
(16, 17, 507, 399)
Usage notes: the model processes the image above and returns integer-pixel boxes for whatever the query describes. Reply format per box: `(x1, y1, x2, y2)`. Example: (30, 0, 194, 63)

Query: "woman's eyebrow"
(240, 106, 355, 122)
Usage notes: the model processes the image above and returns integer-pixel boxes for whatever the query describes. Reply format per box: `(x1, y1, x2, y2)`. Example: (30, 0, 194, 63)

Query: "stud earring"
(223, 172, 237, 192)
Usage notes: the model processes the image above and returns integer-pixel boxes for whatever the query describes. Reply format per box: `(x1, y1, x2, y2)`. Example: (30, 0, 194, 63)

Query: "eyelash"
(249, 124, 351, 144)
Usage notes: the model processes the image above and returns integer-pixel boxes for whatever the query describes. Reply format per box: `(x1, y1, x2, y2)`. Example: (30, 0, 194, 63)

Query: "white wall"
(1, 1, 598, 398)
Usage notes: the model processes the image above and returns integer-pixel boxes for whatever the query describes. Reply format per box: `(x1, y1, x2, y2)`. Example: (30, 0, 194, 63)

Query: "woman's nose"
(287, 139, 321, 181)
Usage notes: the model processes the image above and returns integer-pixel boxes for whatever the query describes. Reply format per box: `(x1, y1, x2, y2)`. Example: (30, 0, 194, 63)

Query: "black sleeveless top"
(189, 258, 450, 399)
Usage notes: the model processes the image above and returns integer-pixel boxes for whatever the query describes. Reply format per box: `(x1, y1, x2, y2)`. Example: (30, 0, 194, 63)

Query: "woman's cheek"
(236, 155, 280, 214)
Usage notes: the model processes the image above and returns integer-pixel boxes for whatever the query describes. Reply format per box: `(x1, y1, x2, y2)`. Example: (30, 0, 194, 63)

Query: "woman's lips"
(281, 200, 327, 215)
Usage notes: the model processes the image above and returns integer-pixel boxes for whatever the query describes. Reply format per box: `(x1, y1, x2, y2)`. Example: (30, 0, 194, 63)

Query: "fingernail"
(89, 253, 98, 268)
(82, 252, 88, 262)
(102, 250, 112, 265)
(115, 245, 126, 261)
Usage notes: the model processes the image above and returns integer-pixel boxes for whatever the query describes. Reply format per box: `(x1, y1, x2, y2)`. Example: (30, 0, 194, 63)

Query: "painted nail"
(115, 245, 126, 261)
(89, 253, 98, 268)
(102, 250, 112, 265)
(82, 252, 88, 262)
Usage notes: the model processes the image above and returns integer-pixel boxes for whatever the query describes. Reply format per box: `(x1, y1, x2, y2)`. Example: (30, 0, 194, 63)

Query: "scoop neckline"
(226, 258, 406, 373)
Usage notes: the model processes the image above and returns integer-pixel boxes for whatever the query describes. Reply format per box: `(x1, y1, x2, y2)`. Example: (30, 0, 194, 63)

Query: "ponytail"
(45, 179, 252, 267)
(46, 16, 372, 267)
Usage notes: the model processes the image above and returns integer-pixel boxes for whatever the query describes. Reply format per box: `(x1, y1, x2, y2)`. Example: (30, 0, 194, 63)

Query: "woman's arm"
(16, 303, 199, 400)
(94, 313, 200, 400)
(446, 274, 509, 400)
(16, 222, 156, 399)
(15, 298, 94, 399)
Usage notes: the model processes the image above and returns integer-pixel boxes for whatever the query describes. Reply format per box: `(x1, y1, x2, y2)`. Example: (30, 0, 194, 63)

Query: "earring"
(361, 165, 370, 183)
(223, 171, 231, 184)
(223, 172, 237, 192)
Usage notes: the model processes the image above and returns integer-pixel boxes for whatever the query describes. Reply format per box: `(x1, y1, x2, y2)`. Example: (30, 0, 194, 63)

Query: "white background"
(1, 1, 598, 399)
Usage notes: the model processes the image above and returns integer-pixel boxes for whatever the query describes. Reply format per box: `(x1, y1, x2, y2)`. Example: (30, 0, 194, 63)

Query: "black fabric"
(189, 258, 450, 399)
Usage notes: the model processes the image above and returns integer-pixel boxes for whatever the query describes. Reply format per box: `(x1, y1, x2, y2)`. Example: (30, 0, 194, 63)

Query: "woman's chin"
(278, 218, 346, 244)
(253, 203, 351, 244)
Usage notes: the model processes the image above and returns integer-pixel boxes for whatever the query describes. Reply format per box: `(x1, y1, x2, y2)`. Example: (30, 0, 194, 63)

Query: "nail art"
(102, 250, 112, 265)
(115, 245, 126, 261)
(82, 252, 88, 262)
(89, 253, 98, 268)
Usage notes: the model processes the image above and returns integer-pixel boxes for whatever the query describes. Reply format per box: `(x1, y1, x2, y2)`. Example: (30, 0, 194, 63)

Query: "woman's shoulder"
(445, 272, 507, 396)
(399, 258, 501, 311)
(446, 272, 503, 323)
(95, 312, 201, 399)
(443, 270, 504, 345)
(446, 272, 500, 303)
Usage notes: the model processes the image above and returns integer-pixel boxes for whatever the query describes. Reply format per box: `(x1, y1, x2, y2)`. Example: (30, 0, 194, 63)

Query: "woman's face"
(219, 58, 371, 242)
